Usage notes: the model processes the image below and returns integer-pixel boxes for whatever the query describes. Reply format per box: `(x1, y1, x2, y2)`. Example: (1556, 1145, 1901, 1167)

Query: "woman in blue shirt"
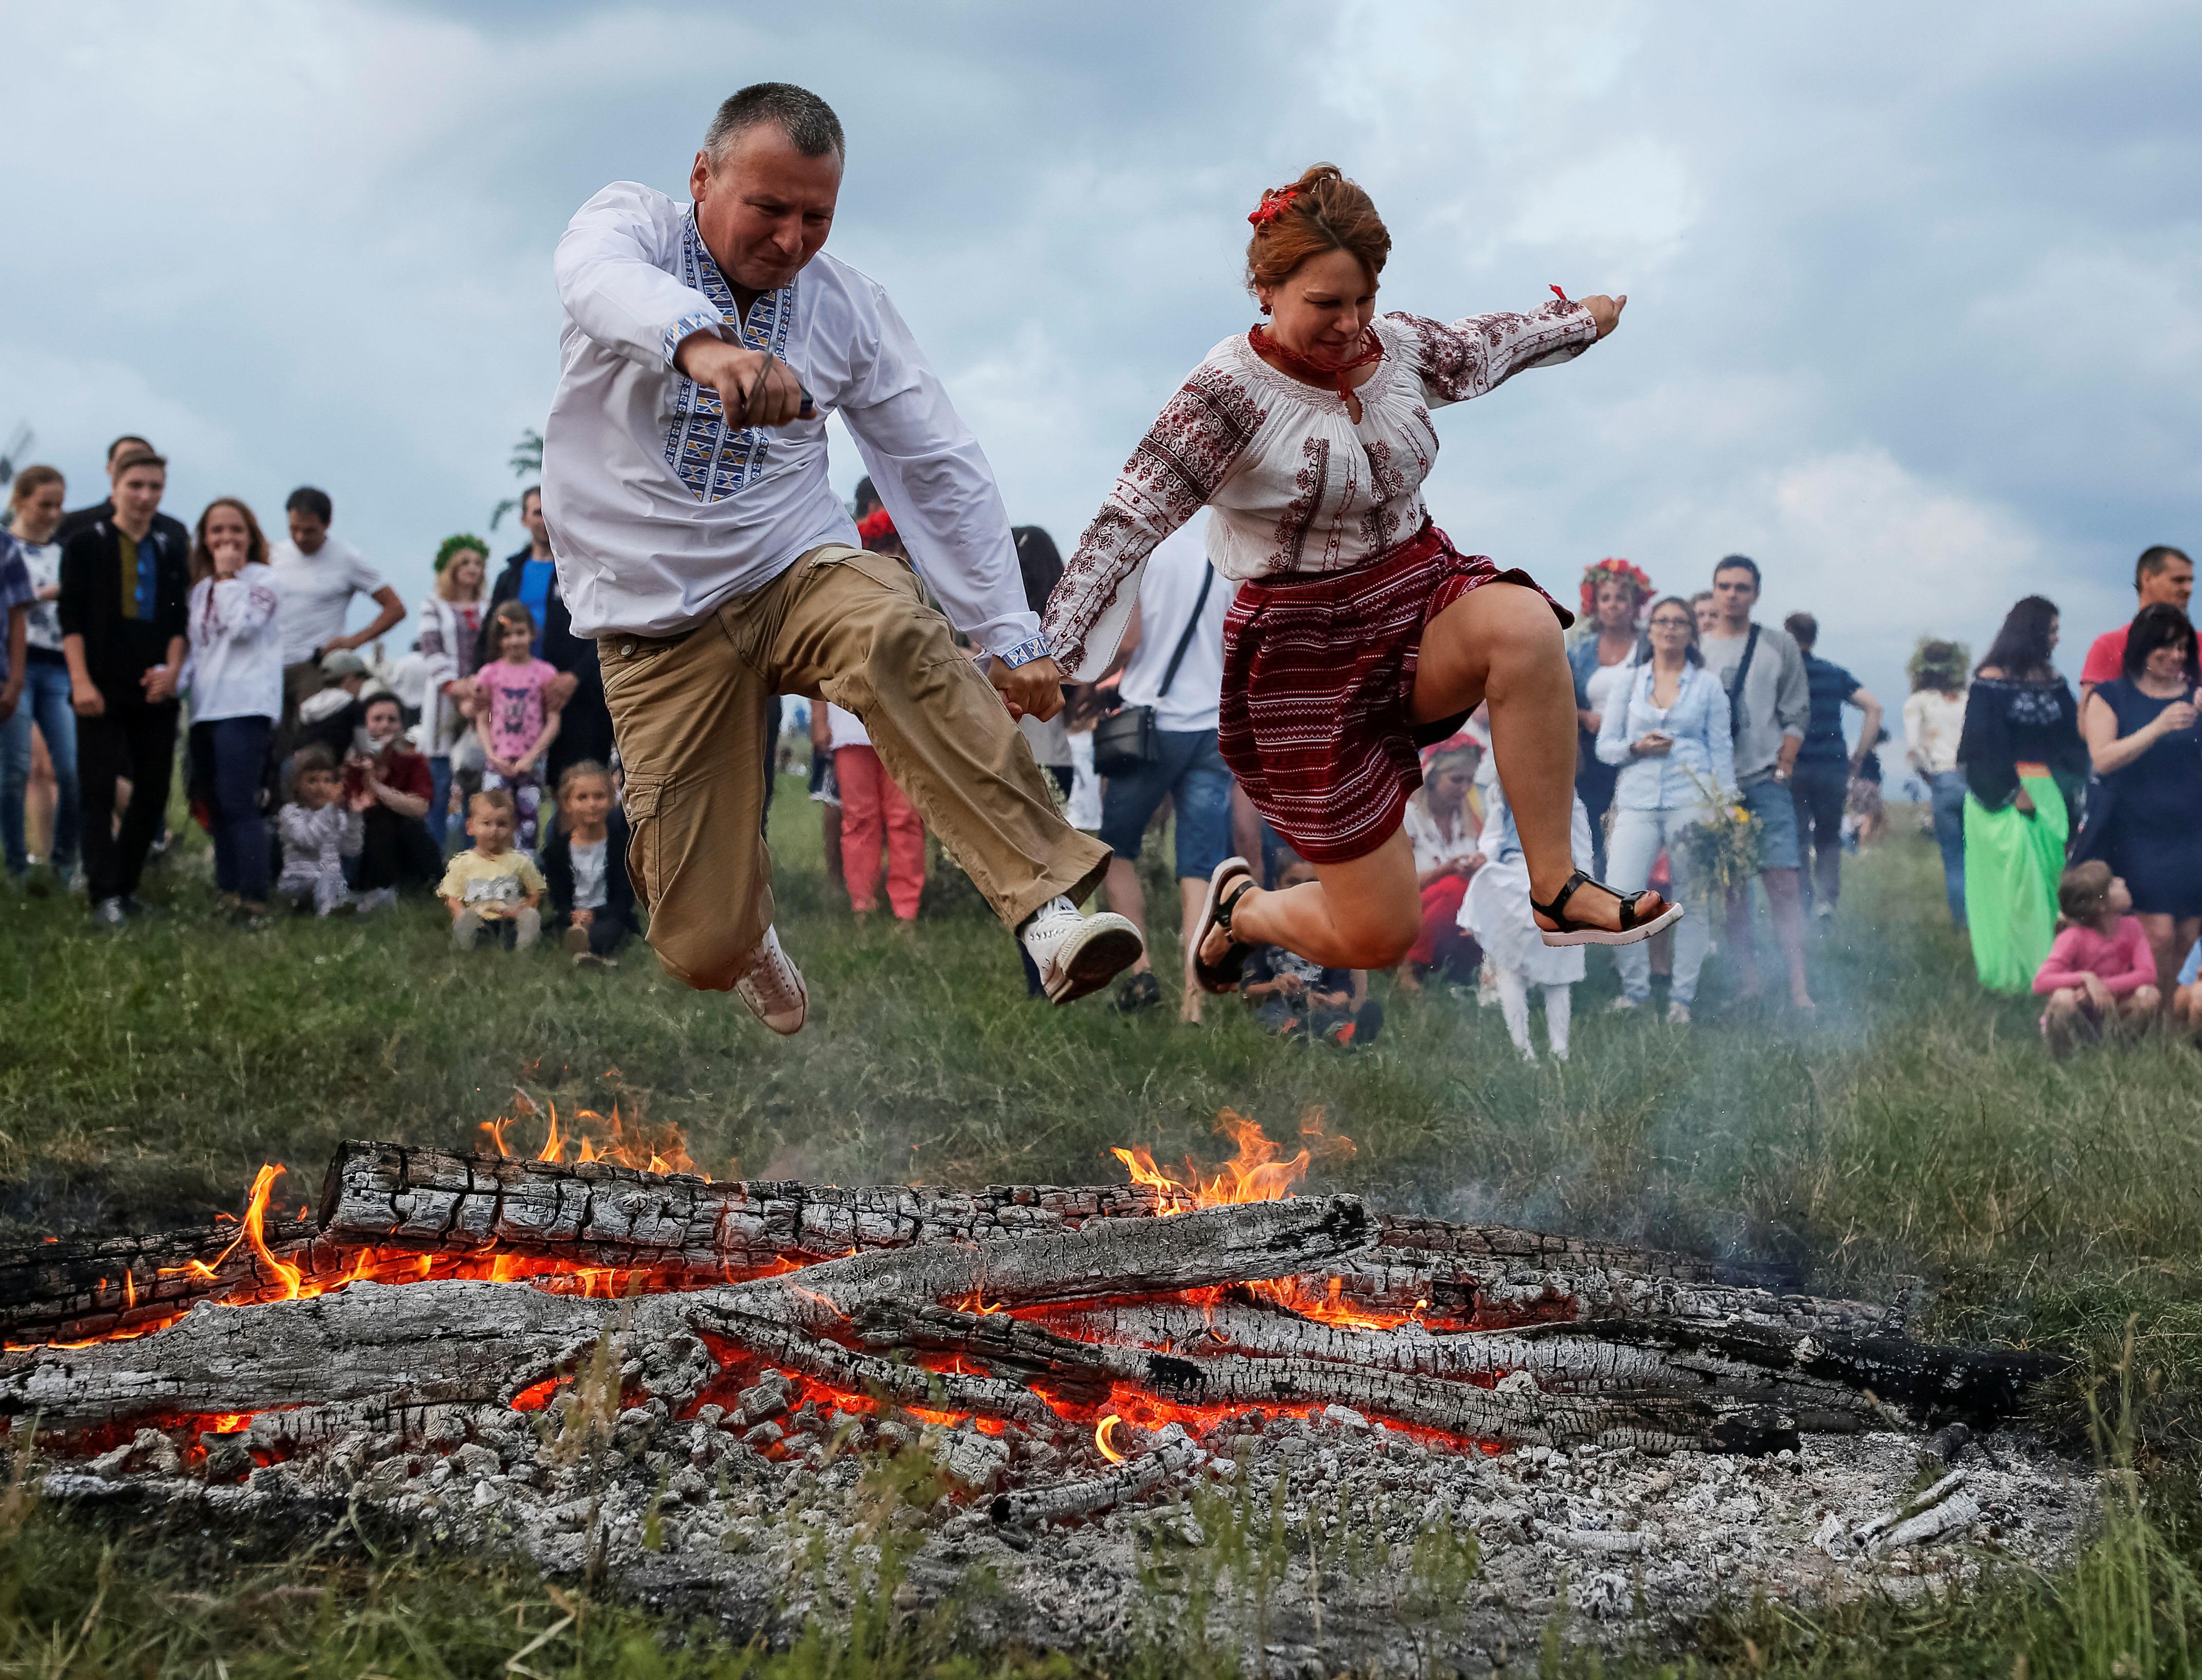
(1596, 596, 1736, 1022)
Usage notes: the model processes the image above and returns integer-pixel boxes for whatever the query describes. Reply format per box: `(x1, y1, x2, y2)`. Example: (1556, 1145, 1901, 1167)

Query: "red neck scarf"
(1248, 324, 1382, 404)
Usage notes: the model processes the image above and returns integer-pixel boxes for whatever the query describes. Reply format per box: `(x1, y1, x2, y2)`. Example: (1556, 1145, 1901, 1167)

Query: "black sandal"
(1531, 869, 1684, 948)
(1190, 857, 1258, 994)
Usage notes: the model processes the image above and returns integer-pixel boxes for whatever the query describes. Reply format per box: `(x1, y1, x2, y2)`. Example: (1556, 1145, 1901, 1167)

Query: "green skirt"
(1964, 773, 2067, 994)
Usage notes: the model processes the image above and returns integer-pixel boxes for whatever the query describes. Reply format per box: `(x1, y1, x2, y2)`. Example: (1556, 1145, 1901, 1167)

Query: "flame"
(1110, 1108, 1351, 1210)
(478, 1096, 695, 1176)
(1094, 1415, 1125, 1464)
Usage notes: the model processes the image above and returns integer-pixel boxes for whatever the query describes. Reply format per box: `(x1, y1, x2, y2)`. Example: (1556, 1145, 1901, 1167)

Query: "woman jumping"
(1044, 163, 1679, 988)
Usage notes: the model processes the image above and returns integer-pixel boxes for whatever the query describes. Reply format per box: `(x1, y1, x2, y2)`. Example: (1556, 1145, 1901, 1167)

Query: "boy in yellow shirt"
(438, 787, 546, 951)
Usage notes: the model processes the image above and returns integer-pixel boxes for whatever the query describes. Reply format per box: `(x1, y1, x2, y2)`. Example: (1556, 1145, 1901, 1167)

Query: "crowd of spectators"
(2, 430, 2193, 1048)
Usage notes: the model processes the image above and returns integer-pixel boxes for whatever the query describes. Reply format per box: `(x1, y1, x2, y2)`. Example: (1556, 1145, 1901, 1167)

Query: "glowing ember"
(1094, 1414, 1126, 1464)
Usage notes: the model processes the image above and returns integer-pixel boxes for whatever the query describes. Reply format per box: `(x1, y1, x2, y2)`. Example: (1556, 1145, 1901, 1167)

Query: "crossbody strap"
(1155, 563, 1216, 700)
(1727, 622, 1762, 739)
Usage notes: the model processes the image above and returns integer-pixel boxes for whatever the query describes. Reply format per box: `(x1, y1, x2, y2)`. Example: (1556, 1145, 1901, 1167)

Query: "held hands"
(674, 334, 808, 428)
(989, 655, 1065, 723)
(140, 665, 178, 704)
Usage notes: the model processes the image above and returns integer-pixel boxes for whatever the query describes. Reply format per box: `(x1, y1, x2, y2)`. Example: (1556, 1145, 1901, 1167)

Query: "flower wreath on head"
(1579, 558, 1654, 622)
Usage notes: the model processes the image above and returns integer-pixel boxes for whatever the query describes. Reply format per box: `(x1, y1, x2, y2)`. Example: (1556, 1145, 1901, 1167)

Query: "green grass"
(5, 787, 2202, 1673)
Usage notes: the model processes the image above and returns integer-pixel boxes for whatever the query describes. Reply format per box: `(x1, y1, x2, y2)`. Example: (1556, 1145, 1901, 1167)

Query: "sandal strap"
(1214, 877, 1255, 933)
(1530, 868, 1590, 925)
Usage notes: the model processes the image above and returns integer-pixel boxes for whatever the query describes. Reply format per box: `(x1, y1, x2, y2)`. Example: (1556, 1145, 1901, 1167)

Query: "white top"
(1115, 516, 1229, 734)
(184, 564, 284, 723)
(1583, 658, 1629, 722)
(827, 701, 871, 750)
(16, 537, 62, 653)
(1402, 798, 1479, 875)
(1047, 299, 1598, 678)
(268, 534, 388, 666)
(542, 182, 1040, 661)
(1066, 730, 1102, 830)
(1905, 688, 1966, 777)
(570, 837, 609, 910)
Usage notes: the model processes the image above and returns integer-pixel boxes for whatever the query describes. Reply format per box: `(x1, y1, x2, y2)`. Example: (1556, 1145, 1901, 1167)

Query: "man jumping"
(543, 82, 1140, 1033)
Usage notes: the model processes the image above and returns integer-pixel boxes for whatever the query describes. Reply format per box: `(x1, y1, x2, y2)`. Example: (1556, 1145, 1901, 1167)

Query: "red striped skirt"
(1217, 524, 1569, 865)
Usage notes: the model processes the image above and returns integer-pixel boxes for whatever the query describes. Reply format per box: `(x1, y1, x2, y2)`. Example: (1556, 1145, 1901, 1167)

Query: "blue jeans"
(1608, 805, 1714, 1006)
(190, 716, 273, 903)
(1930, 769, 1967, 925)
(1098, 727, 1233, 882)
(1739, 775, 1802, 871)
(428, 755, 454, 853)
(1, 659, 80, 876)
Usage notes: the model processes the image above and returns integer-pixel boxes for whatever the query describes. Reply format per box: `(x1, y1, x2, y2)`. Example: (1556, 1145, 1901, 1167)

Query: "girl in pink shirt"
(471, 600, 563, 848)
(2034, 861, 2160, 1056)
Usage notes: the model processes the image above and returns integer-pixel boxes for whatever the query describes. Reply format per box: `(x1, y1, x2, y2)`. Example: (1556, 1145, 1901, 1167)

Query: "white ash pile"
(38, 1382, 2091, 1674)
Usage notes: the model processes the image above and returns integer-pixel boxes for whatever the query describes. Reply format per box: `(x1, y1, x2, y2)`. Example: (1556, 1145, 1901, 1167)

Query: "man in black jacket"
(59, 450, 188, 926)
(56, 434, 191, 553)
(477, 486, 613, 782)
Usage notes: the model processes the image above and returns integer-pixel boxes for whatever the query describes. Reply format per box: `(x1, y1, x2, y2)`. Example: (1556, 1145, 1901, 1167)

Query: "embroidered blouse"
(1046, 300, 1598, 678)
(545, 182, 1042, 661)
(1956, 674, 2090, 809)
(183, 563, 283, 725)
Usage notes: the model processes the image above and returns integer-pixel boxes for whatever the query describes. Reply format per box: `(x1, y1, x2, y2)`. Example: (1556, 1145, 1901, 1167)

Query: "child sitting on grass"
(470, 600, 562, 849)
(541, 760, 635, 969)
(273, 746, 365, 917)
(2034, 861, 2159, 1057)
(438, 787, 544, 951)
(1240, 854, 1384, 1048)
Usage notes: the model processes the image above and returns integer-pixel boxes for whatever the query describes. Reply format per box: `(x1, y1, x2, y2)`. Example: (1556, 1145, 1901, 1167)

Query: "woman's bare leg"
(1198, 580, 1660, 976)
(1202, 831, 1420, 970)
(1413, 583, 1663, 935)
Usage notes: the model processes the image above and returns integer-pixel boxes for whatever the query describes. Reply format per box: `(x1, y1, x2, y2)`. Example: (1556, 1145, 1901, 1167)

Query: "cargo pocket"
(621, 775, 663, 913)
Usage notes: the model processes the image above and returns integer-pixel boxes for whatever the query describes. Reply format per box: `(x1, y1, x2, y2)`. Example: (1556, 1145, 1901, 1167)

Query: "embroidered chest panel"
(665, 216, 796, 503)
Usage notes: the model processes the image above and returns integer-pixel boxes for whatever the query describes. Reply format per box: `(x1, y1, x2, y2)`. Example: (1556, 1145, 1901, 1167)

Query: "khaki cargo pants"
(598, 544, 1111, 991)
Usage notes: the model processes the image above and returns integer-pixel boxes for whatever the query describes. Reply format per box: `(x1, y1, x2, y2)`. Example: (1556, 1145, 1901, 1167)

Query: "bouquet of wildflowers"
(1675, 767, 1763, 901)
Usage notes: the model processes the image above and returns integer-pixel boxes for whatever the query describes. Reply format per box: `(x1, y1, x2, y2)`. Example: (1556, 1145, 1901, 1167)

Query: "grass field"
(5, 786, 2202, 1675)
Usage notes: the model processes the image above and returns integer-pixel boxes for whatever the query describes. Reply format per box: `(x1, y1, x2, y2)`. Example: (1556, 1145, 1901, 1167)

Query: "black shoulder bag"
(1092, 564, 1216, 776)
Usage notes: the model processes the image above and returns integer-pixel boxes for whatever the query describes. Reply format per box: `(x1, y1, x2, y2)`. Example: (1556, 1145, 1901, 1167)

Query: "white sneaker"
(735, 925, 809, 1036)
(1018, 895, 1144, 1004)
(1666, 1002, 1693, 1026)
(353, 887, 397, 915)
(1608, 995, 1639, 1014)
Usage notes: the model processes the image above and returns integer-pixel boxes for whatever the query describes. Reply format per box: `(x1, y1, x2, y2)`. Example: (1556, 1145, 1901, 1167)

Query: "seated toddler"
(438, 787, 546, 951)
(2034, 862, 2159, 1057)
(274, 746, 365, 917)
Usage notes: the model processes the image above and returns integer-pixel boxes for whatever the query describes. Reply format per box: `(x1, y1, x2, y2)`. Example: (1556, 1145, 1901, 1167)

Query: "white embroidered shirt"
(1046, 300, 1597, 679)
(544, 182, 1042, 660)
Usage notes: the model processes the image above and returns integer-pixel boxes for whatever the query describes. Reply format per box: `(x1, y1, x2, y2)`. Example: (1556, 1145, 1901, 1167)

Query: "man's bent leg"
(598, 624, 773, 991)
(770, 549, 1109, 928)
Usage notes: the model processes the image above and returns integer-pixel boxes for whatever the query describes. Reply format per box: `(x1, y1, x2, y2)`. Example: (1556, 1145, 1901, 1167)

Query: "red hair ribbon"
(856, 507, 896, 543)
(1550, 284, 1571, 303)
(1248, 187, 1299, 228)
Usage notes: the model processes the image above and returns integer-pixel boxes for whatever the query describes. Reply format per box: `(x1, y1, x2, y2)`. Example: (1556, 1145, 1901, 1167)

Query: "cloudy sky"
(6, 1, 2198, 739)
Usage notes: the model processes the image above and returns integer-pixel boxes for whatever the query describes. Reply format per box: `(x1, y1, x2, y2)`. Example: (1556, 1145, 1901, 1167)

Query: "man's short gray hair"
(705, 83, 845, 164)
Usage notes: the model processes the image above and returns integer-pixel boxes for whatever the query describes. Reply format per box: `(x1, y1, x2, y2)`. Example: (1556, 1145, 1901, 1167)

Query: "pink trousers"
(834, 745, 925, 920)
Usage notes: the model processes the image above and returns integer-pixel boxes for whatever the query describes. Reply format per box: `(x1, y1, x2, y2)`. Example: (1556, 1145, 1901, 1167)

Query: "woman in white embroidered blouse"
(1045, 164, 1676, 991)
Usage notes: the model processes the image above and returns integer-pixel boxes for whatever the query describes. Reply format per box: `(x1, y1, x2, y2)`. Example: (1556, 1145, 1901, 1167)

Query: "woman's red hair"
(1244, 163, 1391, 299)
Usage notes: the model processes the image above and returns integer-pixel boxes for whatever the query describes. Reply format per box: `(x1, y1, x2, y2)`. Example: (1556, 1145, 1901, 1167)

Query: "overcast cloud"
(5, 0, 2197, 735)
